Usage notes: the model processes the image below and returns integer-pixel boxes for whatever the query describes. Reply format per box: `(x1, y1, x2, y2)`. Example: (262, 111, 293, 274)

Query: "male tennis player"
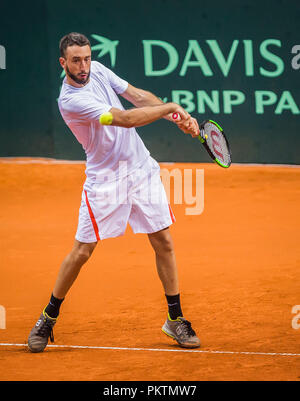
(28, 32, 201, 352)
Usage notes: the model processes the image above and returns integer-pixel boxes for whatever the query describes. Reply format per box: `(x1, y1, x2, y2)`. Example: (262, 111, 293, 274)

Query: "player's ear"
(59, 57, 66, 69)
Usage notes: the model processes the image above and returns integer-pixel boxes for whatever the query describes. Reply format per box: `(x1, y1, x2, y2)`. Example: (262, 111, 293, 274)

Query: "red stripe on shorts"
(84, 190, 100, 241)
(168, 204, 175, 223)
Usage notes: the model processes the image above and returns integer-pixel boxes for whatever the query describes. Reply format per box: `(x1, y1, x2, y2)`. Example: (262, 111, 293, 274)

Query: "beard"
(66, 64, 90, 85)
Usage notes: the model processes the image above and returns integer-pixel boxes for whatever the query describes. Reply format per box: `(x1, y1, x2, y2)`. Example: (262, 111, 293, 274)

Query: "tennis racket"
(172, 113, 232, 168)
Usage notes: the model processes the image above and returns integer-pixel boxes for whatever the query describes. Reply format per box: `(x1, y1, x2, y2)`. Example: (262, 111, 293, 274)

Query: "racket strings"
(204, 122, 231, 166)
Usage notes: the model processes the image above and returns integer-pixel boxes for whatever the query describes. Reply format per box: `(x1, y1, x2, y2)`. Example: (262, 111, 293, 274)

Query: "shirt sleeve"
(60, 94, 112, 124)
(99, 63, 129, 94)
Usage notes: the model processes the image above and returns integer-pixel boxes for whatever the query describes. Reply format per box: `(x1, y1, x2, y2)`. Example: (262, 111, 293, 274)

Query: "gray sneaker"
(28, 309, 56, 353)
(162, 315, 201, 348)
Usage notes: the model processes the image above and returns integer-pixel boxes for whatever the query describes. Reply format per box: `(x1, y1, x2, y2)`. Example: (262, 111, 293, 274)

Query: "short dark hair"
(59, 32, 91, 58)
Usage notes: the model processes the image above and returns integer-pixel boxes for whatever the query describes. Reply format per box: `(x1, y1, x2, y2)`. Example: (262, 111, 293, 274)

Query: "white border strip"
(0, 158, 299, 168)
(232, 163, 300, 168)
(0, 158, 85, 165)
(0, 343, 300, 357)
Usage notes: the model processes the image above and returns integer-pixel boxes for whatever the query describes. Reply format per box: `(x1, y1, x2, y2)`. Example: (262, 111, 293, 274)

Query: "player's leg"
(148, 227, 179, 296)
(28, 240, 97, 353)
(128, 157, 200, 347)
(148, 227, 200, 348)
(45, 239, 97, 318)
(52, 239, 97, 300)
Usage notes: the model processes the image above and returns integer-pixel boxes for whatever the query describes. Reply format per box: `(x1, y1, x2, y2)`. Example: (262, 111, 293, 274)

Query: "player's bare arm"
(108, 102, 189, 128)
(121, 83, 165, 108)
(121, 84, 200, 137)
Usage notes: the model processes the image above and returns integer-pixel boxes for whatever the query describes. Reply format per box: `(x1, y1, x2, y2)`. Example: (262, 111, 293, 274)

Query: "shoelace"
(179, 319, 196, 337)
(37, 318, 55, 343)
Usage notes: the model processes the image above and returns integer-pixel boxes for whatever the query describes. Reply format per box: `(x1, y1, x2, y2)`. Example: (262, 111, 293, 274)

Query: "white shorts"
(75, 157, 175, 242)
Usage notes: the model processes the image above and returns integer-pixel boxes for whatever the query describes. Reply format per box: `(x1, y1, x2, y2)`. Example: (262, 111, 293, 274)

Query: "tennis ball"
(99, 112, 113, 125)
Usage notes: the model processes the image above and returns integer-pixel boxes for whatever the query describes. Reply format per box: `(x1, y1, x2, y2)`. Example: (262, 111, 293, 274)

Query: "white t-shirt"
(58, 61, 150, 185)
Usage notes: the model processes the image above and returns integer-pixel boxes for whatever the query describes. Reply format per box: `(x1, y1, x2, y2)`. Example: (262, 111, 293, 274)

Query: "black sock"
(165, 293, 183, 320)
(44, 293, 64, 319)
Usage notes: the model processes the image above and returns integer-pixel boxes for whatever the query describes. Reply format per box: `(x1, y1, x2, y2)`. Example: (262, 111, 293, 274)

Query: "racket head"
(199, 120, 232, 168)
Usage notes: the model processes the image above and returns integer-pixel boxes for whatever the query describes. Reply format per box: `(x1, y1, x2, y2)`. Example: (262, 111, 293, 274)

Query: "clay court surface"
(0, 158, 299, 381)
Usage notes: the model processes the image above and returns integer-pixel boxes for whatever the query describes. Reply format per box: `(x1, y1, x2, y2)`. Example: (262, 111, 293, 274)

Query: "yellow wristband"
(99, 112, 113, 125)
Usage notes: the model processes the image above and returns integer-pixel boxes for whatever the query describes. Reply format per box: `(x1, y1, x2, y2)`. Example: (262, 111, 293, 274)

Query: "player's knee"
(75, 249, 90, 263)
(149, 229, 174, 255)
(155, 237, 174, 256)
(72, 243, 95, 264)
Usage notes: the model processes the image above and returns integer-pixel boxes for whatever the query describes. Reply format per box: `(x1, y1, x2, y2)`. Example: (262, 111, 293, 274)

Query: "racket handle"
(172, 112, 181, 121)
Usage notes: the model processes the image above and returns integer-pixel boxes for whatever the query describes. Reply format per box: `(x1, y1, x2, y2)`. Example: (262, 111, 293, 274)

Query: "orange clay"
(0, 159, 300, 380)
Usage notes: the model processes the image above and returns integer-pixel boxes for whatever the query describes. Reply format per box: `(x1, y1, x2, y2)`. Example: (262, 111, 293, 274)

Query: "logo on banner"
(90, 34, 119, 67)
(0, 45, 6, 70)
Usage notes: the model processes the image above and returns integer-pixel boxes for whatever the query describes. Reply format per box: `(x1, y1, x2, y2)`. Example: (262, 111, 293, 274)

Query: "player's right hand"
(169, 103, 190, 121)
(168, 103, 200, 137)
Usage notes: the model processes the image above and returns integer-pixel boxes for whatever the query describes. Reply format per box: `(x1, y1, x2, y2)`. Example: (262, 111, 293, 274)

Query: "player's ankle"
(44, 293, 64, 319)
(165, 293, 183, 320)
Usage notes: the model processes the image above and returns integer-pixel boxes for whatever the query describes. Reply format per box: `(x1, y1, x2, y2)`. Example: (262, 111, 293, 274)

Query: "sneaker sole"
(161, 328, 201, 349)
(28, 344, 46, 353)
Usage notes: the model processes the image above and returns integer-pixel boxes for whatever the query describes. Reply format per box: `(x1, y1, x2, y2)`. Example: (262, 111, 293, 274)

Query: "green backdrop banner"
(0, 0, 299, 163)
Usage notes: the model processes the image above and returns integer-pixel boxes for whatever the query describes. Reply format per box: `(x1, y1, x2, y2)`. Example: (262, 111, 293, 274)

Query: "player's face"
(61, 45, 91, 86)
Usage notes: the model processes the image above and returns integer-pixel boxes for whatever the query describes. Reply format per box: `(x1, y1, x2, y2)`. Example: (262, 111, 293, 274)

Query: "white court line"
(0, 343, 300, 357)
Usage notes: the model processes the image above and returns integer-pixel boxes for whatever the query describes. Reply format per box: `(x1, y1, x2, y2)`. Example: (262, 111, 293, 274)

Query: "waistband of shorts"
(83, 155, 159, 191)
